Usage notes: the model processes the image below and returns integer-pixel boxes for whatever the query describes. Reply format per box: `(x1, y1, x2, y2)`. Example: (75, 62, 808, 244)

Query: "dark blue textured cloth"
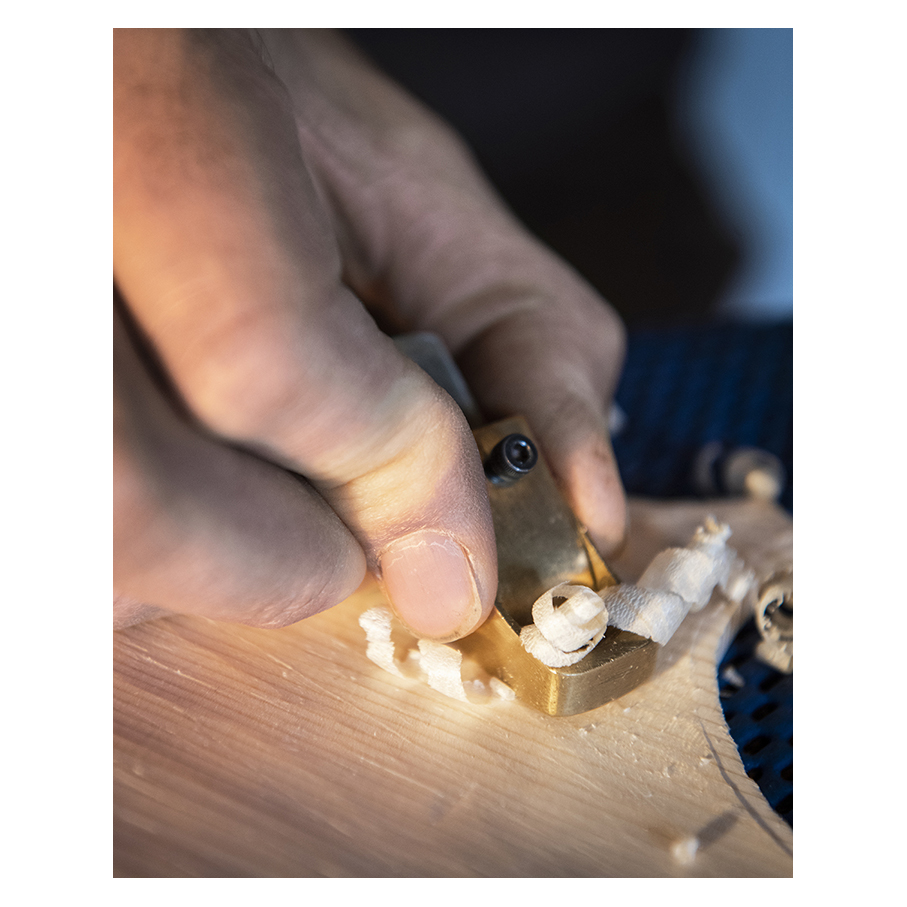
(614, 320, 793, 826)
(614, 321, 792, 512)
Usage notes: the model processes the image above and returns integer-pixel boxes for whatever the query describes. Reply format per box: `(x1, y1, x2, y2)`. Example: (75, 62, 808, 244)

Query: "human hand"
(114, 29, 627, 640)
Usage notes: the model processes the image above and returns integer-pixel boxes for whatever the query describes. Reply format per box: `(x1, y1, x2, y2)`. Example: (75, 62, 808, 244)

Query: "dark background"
(346, 28, 775, 326)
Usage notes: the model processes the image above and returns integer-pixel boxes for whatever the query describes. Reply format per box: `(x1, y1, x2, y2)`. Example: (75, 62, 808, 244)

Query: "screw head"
(484, 434, 539, 486)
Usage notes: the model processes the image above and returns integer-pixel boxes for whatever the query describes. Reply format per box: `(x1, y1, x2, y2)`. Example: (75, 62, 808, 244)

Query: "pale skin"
(113, 29, 628, 641)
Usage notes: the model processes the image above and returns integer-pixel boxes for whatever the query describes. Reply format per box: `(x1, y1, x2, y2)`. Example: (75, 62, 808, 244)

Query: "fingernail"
(379, 531, 483, 641)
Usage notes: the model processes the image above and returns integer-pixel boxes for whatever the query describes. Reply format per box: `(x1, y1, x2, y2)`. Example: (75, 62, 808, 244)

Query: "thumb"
(117, 253, 498, 642)
(118, 272, 498, 640)
(167, 297, 499, 641)
(314, 348, 499, 641)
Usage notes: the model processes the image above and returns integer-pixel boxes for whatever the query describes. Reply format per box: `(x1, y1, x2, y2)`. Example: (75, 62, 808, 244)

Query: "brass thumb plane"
(395, 333, 656, 716)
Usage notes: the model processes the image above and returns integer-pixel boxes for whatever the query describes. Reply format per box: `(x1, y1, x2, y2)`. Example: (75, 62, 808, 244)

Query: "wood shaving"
(358, 606, 513, 706)
(519, 582, 609, 667)
(606, 517, 754, 644)
(417, 639, 469, 701)
(358, 607, 403, 677)
(670, 835, 699, 865)
(521, 518, 757, 665)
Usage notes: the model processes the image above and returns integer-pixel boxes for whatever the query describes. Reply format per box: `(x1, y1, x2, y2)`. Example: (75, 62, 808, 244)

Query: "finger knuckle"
(181, 320, 313, 443)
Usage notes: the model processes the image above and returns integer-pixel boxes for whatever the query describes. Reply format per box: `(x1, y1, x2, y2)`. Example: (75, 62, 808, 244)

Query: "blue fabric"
(614, 320, 792, 511)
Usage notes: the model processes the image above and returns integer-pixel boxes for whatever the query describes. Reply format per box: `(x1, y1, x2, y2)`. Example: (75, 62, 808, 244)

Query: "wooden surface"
(113, 497, 793, 877)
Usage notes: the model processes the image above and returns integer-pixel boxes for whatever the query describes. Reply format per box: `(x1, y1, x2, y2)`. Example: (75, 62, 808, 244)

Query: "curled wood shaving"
(522, 518, 756, 665)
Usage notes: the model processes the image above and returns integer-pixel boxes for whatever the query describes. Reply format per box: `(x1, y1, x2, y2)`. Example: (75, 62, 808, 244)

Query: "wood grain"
(113, 497, 793, 877)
